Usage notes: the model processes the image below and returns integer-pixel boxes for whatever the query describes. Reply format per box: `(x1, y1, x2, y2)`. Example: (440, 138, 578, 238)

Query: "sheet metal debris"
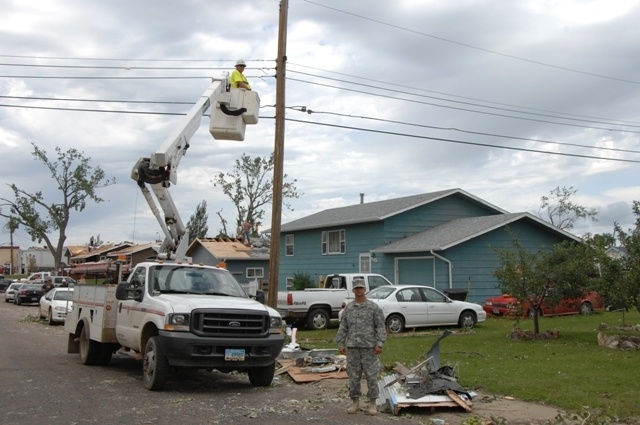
(377, 329, 476, 415)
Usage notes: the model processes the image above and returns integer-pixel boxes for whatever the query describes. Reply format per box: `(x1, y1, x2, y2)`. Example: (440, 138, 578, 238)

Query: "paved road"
(0, 301, 560, 425)
(0, 301, 404, 425)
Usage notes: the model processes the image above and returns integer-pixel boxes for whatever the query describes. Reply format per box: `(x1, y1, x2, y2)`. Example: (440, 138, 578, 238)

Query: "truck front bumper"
(159, 330, 284, 369)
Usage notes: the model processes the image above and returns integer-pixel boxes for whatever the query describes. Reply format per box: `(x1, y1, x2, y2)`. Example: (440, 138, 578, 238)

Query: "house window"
(286, 276, 294, 290)
(246, 268, 264, 279)
(285, 235, 294, 256)
(321, 230, 346, 255)
(359, 254, 371, 273)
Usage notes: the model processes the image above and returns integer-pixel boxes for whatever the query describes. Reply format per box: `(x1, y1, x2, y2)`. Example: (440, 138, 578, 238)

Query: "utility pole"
(267, 0, 288, 308)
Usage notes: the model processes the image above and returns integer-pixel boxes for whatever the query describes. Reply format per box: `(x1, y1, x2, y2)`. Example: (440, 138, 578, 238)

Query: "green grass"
(294, 310, 640, 422)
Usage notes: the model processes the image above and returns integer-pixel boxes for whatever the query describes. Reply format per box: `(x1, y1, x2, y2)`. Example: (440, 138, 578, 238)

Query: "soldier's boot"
(366, 398, 378, 416)
(346, 398, 360, 414)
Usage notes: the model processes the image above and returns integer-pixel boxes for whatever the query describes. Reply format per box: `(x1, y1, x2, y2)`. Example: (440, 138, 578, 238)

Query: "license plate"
(224, 349, 245, 361)
(493, 308, 500, 315)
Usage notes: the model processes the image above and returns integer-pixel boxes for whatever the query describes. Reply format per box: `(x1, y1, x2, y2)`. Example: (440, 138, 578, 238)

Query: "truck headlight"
(165, 313, 191, 331)
(269, 316, 283, 334)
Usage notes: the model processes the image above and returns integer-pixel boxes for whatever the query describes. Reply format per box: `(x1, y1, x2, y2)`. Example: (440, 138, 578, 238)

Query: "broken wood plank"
(275, 364, 293, 376)
(384, 356, 433, 387)
(445, 389, 473, 412)
(394, 362, 411, 375)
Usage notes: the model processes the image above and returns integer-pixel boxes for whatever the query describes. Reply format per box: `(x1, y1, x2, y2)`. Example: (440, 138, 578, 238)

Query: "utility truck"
(64, 74, 284, 390)
(277, 273, 393, 330)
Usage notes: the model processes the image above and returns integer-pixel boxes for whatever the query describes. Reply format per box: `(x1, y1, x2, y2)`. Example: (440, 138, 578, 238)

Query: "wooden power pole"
(267, 0, 288, 308)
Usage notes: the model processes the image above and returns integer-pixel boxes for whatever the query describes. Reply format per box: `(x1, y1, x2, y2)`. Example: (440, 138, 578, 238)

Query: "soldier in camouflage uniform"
(335, 278, 387, 415)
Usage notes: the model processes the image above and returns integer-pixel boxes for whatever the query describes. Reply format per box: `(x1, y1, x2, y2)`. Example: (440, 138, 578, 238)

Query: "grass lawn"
(294, 309, 640, 421)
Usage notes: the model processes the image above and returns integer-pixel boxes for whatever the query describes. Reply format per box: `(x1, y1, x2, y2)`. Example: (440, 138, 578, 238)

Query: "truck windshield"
(150, 265, 247, 298)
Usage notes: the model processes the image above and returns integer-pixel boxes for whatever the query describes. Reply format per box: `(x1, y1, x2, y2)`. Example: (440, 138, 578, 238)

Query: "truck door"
(115, 266, 147, 351)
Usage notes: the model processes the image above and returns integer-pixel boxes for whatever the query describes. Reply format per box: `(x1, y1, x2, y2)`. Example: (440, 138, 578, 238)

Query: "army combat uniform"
(335, 299, 387, 401)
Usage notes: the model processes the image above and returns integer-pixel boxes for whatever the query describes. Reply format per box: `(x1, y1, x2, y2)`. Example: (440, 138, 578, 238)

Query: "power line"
(288, 77, 640, 134)
(303, 0, 640, 86)
(285, 117, 640, 164)
(288, 63, 640, 128)
(4, 95, 638, 156)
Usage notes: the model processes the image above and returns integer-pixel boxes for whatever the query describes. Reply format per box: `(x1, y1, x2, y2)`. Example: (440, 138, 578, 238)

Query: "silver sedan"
(366, 285, 487, 333)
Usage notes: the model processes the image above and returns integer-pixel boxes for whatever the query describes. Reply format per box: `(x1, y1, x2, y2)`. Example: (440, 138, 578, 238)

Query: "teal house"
(276, 188, 579, 304)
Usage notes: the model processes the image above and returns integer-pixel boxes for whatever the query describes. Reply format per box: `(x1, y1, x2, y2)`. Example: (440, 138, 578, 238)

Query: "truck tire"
(96, 345, 113, 366)
(306, 308, 330, 330)
(248, 362, 275, 387)
(79, 325, 102, 365)
(143, 336, 169, 391)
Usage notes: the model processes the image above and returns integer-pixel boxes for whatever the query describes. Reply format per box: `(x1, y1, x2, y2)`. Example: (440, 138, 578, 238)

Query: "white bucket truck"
(64, 260, 284, 390)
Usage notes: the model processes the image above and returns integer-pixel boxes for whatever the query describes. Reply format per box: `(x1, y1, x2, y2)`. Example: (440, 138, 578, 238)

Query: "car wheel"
(248, 362, 276, 387)
(47, 308, 56, 325)
(306, 308, 330, 331)
(386, 314, 405, 333)
(143, 336, 170, 391)
(458, 311, 477, 329)
(579, 302, 593, 315)
(79, 325, 102, 366)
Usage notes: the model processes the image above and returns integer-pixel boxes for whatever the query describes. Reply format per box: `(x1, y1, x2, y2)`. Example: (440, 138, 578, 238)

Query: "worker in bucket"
(335, 278, 387, 415)
(230, 59, 251, 90)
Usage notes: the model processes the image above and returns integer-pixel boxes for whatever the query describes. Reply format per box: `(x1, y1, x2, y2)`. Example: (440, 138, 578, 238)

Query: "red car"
(483, 292, 604, 318)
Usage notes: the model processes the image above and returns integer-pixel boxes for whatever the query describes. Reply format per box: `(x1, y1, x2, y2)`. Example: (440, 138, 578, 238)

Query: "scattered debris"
(597, 322, 640, 332)
(597, 332, 640, 350)
(377, 330, 476, 415)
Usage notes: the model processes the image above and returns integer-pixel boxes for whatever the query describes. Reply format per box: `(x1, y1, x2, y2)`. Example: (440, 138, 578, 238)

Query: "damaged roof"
(186, 237, 269, 261)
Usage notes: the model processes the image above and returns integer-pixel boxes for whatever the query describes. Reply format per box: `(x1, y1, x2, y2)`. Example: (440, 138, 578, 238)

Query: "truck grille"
(191, 309, 268, 337)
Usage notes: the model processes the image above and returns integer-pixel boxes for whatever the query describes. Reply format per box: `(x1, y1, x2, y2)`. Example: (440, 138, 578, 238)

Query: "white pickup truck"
(64, 261, 284, 390)
(14, 271, 52, 283)
(277, 273, 393, 330)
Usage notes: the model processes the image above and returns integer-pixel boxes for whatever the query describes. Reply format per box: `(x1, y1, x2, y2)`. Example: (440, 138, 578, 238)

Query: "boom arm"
(132, 74, 260, 260)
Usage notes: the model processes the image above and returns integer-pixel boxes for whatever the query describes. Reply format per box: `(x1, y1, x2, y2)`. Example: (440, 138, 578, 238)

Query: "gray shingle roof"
(372, 212, 579, 253)
(279, 188, 507, 232)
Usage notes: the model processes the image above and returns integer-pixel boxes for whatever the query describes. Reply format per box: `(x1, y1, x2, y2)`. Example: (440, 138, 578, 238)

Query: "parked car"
(39, 287, 74, 324)
(365, 284, 487, 333)
(14, 283, 45, 305)
(0, 275, 11, 292)
(4, 282, 22, 302)
(482, 292, 604, 318)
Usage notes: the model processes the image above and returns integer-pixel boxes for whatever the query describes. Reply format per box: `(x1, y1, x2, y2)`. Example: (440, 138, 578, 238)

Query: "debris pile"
(378, 330, 476, 415)
(597, 332, 640, 350)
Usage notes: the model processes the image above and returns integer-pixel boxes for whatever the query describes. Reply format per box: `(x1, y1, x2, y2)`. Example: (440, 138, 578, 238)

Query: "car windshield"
(150, 265, 247, 298)
(367, 286, 396, 300)
(53, 290, 73, 301)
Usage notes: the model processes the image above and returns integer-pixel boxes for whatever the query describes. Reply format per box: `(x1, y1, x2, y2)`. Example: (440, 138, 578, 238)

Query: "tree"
(538, 186, 598, 231)
(185, 200, 209, 245)
(608, 200, 640, 314)
(494, 233, 596, 335)
(0, 143, 115, 269)
(212, 152, 301, 237)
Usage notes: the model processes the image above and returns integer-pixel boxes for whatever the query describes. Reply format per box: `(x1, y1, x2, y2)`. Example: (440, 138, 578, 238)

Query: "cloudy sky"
(2, 0, 640, 249)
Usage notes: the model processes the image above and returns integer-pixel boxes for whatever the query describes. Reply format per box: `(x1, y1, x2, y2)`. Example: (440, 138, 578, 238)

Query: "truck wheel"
(143, 336, 169, 391)
(79, 325, 101, 365)
(248, 362, 275, 387)
(96, 345, 113, 366)
(306, 309, 330, 330)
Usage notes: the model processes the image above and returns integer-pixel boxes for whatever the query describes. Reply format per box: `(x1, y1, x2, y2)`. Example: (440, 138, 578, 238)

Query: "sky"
(2, 0, 640, 249)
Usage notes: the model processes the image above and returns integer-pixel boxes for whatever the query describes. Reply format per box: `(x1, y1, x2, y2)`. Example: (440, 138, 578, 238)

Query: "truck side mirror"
(254, 290, 266, 304)
(115, 282, 144, 302)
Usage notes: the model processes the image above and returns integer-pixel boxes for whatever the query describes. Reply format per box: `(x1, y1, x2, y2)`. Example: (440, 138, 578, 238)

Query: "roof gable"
(280, 188, 507, 232)
(373, 212, 579, 253)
